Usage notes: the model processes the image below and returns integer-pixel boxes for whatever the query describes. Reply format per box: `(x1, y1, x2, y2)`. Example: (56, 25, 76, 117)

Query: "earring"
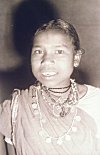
(74, 60, 79, 67)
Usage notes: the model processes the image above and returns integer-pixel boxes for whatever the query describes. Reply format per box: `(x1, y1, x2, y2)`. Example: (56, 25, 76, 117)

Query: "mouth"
(41, 71, 57, 77)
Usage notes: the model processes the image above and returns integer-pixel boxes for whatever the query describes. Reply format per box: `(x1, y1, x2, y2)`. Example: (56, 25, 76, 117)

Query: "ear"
(74, 50, 82, 67)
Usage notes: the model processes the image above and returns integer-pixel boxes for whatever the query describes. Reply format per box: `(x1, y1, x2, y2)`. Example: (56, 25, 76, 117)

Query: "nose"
(41, 53, 54, 65)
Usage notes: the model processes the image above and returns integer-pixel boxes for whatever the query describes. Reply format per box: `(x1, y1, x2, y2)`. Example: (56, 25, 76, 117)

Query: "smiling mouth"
(41, 72, 57, 77)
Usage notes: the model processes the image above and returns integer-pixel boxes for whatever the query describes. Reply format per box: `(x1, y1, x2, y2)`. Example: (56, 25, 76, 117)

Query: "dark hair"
(34, 19, 80, 51)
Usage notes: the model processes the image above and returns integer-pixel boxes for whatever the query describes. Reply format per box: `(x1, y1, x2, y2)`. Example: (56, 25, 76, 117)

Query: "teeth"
(42, 72, 56, 76)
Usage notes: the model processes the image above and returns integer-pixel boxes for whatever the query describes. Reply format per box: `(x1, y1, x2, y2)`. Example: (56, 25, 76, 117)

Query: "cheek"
(58, 58, 74, 70)
(31, 59, 39, 73)
(31, 54, 43, 65)
(31, 55, 41, 65)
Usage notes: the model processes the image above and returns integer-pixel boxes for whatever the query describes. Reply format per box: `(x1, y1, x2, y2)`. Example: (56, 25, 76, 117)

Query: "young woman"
(0, 19, 100, 155)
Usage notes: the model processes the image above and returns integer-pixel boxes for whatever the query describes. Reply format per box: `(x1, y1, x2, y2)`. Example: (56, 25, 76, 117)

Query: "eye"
(32, 50, 43, 55)
(55, 50, 64, 54)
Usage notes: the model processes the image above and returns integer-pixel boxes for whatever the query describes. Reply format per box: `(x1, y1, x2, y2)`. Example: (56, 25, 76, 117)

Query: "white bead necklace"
(38, 107, 78, 145)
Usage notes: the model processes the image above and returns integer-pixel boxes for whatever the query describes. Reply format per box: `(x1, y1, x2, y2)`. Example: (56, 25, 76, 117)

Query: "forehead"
(33, 29, 72, 45)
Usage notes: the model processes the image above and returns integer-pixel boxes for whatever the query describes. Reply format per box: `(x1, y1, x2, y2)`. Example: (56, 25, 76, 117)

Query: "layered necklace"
(31, 79, 81, 145)
(41, 79, 78, 118)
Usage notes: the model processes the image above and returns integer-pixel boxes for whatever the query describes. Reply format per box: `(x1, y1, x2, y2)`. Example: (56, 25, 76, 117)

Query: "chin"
(40, 80, 58, 88)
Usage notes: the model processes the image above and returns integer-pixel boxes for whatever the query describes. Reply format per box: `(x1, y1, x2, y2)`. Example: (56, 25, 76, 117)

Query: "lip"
(41, 71, 58, 79)
(42, 71, 57, 76)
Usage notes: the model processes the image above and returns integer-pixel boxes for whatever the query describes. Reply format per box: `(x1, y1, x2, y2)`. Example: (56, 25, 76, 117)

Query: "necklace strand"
(35, 85, 79, 145)
(41, 79, 79, 117)
(47, 82, 71, 94)
(48, 84, 71, 90)
(42, 83, 71, 94)
(48, 86, 71, 94)
(31, 79, 81, 145)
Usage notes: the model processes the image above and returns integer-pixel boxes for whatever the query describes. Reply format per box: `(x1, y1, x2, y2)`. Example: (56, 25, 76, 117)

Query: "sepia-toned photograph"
(0, 0, 100, 154)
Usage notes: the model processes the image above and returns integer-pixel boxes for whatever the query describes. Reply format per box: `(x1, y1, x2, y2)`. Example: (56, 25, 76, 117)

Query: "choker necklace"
(47, 83, 71, 94)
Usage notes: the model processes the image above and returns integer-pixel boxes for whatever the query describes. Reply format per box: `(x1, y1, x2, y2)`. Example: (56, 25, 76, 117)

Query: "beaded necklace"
(47, 82, 71, 94)
(41, 79, 79, 117)
(31, 79, 81, 145)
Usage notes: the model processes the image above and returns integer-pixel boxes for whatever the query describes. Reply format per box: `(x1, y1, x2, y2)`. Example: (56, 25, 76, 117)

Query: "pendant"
(60, 106, 66, 117)
(32, 103, 38, 109)
(75, 115, 81, 122)
(33, 109, 39, 115)
(57, 138, 63, 145)
(45, 137, 52, 143)
(60, 111, 66, 117)
(60, 107, 71, 117)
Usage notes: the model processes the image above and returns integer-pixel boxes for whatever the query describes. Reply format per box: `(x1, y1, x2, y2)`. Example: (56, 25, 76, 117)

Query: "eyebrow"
(54, 44, 68, 48)
(32, 45, 41, 48)
(32, 44, 68, 48)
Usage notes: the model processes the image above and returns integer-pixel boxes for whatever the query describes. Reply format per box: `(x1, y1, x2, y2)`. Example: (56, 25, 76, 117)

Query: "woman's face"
(31, 29, 79, 88)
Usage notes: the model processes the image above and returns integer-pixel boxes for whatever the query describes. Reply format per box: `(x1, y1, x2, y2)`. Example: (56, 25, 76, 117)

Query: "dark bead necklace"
(42, 82, 71, 94)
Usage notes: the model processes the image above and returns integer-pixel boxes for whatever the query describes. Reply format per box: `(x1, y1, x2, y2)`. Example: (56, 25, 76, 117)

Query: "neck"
(41, 79, 71, 93)
(39, 79, 79, 118)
